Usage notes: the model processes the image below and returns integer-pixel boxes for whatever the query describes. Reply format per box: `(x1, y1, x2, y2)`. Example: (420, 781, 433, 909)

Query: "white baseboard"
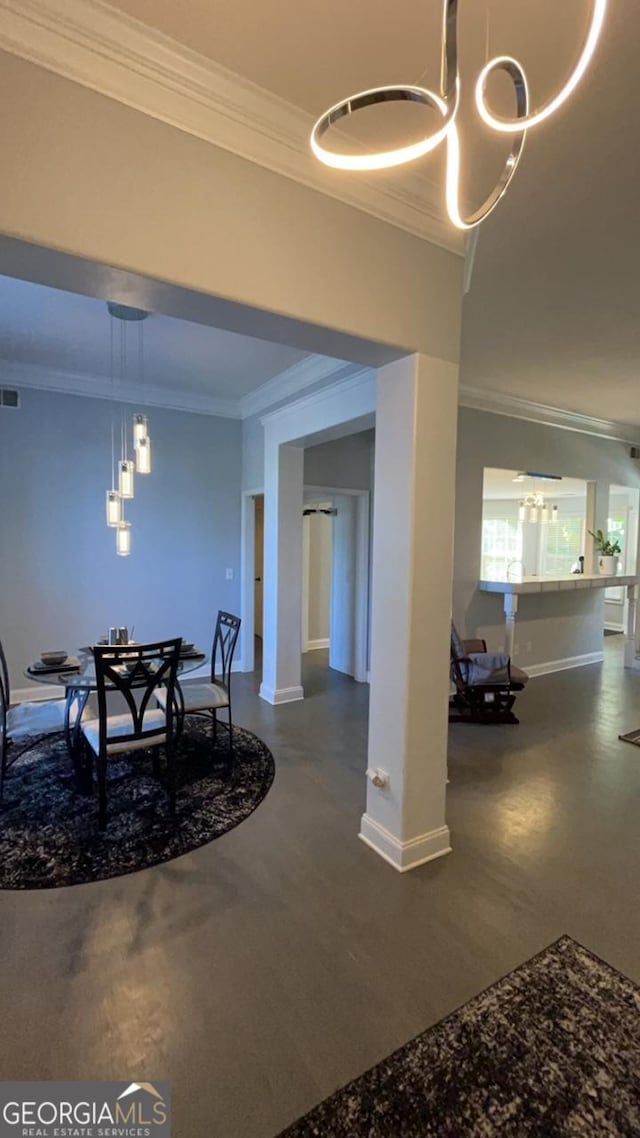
(527, 650, 605, 678)
(303, 638, 330, 651)
(259, 683, 304, 705)
(359, 814, 452, 872)
(604, 623, 625, 633)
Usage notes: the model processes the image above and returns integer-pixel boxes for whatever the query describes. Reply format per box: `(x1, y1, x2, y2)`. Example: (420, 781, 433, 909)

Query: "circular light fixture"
(310, 0, 607, 231)
(310, 85, 454, 172)
(475, 0, 608, 134)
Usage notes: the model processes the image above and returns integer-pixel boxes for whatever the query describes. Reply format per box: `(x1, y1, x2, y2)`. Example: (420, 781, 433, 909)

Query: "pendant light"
(105, 302, 154, 556)
(116, 519, 132, 557)
(541, 504, 550, 524)
(106, 489, 122, 527)
(552, 506, 559, 524)
(135, 435, 152, 474)
(133, 413, 148, 445)
(118, 458, 135, 499)
(310, 0, 607, 231)
(518, 501, 526, 523)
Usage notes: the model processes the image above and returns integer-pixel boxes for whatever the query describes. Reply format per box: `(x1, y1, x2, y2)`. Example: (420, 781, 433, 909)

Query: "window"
(481, 517, 522, 580)
(541, 515, 585, 576)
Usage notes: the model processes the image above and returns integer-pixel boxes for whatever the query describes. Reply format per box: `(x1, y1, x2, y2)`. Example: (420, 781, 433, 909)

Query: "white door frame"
(240, 487, 263, 674)
(304, 484, 370, 683)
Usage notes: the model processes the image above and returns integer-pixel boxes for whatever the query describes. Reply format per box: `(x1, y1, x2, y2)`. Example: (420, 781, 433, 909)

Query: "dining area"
(0, 611, 276, 890)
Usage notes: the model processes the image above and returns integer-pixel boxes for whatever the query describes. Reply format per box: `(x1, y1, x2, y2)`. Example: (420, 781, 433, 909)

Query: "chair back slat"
(93, 638, 181, 750)
(0, 637, 10, 714)
(211, 612, 241, 687)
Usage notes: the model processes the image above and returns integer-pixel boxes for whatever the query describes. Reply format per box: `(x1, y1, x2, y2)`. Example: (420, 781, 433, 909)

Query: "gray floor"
(2, 637, 640, 1138)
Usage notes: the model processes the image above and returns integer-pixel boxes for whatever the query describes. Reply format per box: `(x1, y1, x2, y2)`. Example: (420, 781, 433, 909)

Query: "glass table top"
(25, 648, 207, 690)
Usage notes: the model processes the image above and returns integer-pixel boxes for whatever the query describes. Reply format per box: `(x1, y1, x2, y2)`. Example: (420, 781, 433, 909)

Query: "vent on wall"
(0, 388, 19, 409)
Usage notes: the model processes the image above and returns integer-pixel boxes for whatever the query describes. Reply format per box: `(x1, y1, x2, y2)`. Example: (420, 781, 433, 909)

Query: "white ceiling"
(103, 0, 640, 428)
(3, 1, 639, 429)
(483, 468, 588, 502)
(0, 275, 309, 400)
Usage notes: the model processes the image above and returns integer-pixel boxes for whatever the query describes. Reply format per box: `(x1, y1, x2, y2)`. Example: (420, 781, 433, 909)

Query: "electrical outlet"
(513, 644, 520, 656)
(225, 568, 233, 580)
(526, 641, 532, 653)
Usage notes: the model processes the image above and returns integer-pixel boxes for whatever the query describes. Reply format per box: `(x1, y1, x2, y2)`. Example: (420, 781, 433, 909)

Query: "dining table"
(24, 643, 207, 775)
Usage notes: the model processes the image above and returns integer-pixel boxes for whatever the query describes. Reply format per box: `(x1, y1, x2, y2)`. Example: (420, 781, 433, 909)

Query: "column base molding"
(359, 814, 452, 873)
(259, 683, 304, 705)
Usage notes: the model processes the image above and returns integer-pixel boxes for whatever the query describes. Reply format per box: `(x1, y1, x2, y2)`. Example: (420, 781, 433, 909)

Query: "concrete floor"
(1, 638, 640, 1137)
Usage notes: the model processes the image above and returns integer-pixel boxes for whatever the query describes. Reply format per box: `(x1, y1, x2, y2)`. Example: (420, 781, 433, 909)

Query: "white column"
(361, 353, 458, 872)
(504, 593, 519, 656)
(260, 437, 304, 704)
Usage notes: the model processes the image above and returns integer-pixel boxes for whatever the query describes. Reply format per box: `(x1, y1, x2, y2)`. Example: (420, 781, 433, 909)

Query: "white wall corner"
(359, 814, 452, 872)
(0, 0, 464, 256)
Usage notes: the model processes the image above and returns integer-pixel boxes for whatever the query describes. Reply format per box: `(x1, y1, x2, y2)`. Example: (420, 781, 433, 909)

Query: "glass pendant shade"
(135, 435, 152, 474)
(118, 459, 135, 499)
(552, 505, 559, 523)
(116, 520, 132, 557)
(529, 505, 538, 524)
(541, 504, 549, 524)
(518, 501, 526, 523)
(105, 490, 122, 527)
(133, 413, 148, 446)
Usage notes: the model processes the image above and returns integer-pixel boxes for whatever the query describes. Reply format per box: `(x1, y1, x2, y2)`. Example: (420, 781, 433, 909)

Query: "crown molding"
(0, 0, 463, 257)
(240, 355, 353, 420)
(0, 358, 241, 418)
(260, 365, 375, 427)
(459, 384, 640, 446)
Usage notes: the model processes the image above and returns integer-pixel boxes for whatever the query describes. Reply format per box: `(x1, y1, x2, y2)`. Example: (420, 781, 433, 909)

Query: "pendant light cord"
(110, 317, 116, 491)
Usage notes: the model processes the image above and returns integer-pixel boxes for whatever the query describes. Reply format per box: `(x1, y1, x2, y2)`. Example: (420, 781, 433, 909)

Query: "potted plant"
(588, 529, 621, 575)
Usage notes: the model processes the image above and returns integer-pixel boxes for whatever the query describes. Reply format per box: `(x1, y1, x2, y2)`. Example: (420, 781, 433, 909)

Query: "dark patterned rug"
(0, 717, 275, 889)
(278, 936, 640, 1137)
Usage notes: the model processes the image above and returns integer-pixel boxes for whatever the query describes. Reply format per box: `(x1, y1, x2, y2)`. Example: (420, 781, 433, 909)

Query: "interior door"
(330, 495, 357, 675)
(254, 495, 264, 639)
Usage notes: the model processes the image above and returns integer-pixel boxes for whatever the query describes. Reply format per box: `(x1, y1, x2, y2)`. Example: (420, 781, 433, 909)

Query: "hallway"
(1, 641, 639, 1138)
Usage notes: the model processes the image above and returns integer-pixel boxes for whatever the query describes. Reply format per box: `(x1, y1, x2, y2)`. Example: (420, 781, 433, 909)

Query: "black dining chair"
(0, 635, 67, 803)
(156, 612, 241, 767)
(81, 638, 182, 830)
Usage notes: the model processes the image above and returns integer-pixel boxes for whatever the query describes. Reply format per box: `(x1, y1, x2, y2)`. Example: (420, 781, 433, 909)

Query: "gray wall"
(454, 408, 640, 666)
(1, 389, 242, 690)
(304, 429, 374, 490)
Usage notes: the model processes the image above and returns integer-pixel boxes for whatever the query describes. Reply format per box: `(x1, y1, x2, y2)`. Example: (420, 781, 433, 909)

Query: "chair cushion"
(156, 682, 229, 713)
(82, 709, 167, 756)
(7, 699, 67, 741)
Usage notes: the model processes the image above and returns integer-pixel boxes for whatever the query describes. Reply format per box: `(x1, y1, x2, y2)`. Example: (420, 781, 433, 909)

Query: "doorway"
(302, 486, 370, 683)
(254, 494, 264, 641)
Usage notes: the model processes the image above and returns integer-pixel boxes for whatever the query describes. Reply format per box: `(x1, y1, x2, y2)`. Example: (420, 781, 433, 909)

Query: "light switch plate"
(225, 568, 234, 580)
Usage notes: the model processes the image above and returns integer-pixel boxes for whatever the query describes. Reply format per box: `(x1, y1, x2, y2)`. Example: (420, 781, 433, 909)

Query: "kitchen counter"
(478, 574, 638, 665)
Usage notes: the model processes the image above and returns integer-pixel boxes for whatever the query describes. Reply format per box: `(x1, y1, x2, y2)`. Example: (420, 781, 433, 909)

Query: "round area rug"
(0, 717, 275, 889)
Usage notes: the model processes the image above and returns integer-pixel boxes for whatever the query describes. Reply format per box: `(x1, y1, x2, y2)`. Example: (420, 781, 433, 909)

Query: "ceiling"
(0, 275, 309, 402)
(483, 468, 588, 502)
(103, 0, 640, 429)
(2, 1, 638, 430)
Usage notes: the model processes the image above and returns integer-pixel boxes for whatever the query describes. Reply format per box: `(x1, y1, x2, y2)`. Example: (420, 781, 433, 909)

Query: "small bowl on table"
(40, 651, 68, 667)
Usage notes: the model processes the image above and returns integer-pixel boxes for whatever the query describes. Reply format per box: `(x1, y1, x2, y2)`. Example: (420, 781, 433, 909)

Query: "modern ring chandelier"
(105, 303, 153, 557)
(310, 0, 607, 230)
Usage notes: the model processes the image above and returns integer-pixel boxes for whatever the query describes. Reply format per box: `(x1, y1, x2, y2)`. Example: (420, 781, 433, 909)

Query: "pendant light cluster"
(513, 473, 560, 526)
(310, 0, 607, 231)
(104, 303, 153, 557)
(518, 493, 558, 526)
